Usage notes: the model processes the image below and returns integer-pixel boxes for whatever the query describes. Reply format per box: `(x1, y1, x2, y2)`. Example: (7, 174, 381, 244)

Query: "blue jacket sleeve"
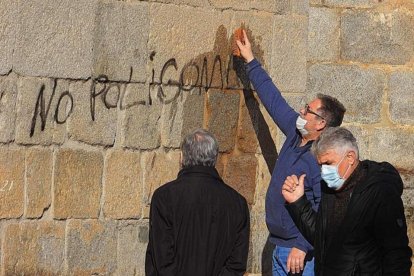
(246, 59, 299, 136)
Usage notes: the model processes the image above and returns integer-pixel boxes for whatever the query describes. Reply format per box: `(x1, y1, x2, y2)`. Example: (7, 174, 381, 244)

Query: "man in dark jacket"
(282, 127, 412, 275)
(236, 30, 346, 275)
(145, 128, 250, 276)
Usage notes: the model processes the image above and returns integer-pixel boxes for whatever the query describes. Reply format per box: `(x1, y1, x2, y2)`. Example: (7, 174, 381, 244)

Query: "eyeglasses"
(304, 104, 325, 120)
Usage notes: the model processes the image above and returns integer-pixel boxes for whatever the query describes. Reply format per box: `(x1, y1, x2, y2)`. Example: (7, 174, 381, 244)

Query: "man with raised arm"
(236, 30, 346, 275)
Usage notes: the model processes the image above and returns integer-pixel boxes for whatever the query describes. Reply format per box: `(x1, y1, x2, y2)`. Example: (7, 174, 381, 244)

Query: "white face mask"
(296, 116, 308, 136)
(321, 154, 350, 190)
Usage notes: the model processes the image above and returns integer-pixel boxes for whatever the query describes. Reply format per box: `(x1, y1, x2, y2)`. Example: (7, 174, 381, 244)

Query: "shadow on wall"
(179, 25, 277, 274)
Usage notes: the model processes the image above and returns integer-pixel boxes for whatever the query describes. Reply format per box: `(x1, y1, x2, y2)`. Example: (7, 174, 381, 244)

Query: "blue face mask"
(321, 154, 350, 190)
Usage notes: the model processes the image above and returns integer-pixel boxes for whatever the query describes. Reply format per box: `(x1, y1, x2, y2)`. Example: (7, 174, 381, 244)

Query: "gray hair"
(181, 128, 219, 168)
(311, 127, 359, 158)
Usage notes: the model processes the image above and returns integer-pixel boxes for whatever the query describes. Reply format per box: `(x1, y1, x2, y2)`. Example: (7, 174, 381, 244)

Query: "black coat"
(145, 166, 250, 276)
(287, 160, 412, 275)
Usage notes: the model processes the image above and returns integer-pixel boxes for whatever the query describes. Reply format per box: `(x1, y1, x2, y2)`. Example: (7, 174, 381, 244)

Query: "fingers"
(242, 29, 250, 46)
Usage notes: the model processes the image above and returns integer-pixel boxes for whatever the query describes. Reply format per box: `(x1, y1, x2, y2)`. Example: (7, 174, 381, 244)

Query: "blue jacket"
(246, 59, 321, 253)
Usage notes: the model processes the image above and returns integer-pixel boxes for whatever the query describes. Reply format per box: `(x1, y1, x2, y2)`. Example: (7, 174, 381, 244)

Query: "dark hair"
(181, 128, 219, 168)
(317, 93, 346, 127)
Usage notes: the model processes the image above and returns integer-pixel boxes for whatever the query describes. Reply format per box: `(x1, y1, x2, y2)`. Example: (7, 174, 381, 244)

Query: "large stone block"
(341, 10, 414, 65)
(343, 125, 370, 161)
(0, 0, 16, 75)
(270, 15, 308, 93)
(121, 83, 162, 149)
(389, 71, 414, 125)
(208, 90, 240, 152)
(25, 148, 52, 218)
(67, 220, 117, 275)
(15, 77, 67, 145)
(223, 153, 258, 205)
(161, 91, 205, 148)
(54, 149, 103, 219)
(14, 0, 97, 79)
(3, 222, 65, 275)
(238, 94, 259, 154)
(93, 1, 149, 82)
(307, 64, 385, 124)
(308, 7, 339, 62)
(370, 128, 414, 170)
(103, 150, 142, 219)
(68, 80, 117, 146)
(402, 189, 414, 219)
(149, 4, 233, 93)
(142, 149, 181, 206)
(0, 75, 17, 142)
(115, 221, 149, 276)
(0, 148, 24, 218)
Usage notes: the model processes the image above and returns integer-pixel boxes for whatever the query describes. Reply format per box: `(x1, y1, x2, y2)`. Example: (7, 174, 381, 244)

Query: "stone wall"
(0, 0, 413, 275)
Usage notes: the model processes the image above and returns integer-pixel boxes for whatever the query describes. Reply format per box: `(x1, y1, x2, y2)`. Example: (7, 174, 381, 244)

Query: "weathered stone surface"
(402, 189, 414, 220)
(150, 0, 209, 7)
(344, 125, 370, 161)
(370, 128, 414, 170)
(14, 0, 97, 79)
(308, 7, 339, 62)
(115, 221, 149, 276)
(341, 10, 414, 65)
(0, 75, 17, 142)
(389, 71, 414, 125)
(93, 1, 149, 82)
(0, 148, 24, 218)
(238, 95, 259, 153)
(103, 150, 142, 219)
(54, 149, 103, 219)
(3, 222, 65, 275)
(0, 0, 16, 75)
(161, 91, 205, 148)
(310, 0, 323, 5)
(208, 90, 240, 152)
(307, 64, 385, 124)
(15, 77, 67, 145)
(121, 83, 162, 149)
(142, 149, 181, 205)
(223, 153, 258, 205)
(68, 80, 117, 146)
(149, 4, 233, 90)
(209, 0, 291, 13)
(270, 15, 308, 93)
(25, 148, 52, 218)
(325, 0, 383, 8)
(247, 154, 272, 274)
(67, 220, 117, 275)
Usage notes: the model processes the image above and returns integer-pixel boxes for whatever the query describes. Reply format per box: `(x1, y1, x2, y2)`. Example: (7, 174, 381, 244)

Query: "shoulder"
(363, 160, 403, 196)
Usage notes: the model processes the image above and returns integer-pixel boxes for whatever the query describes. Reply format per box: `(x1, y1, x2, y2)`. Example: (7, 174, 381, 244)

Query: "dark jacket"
(246, 58, 321, 252)
(145, 166, 250, 276)
(287, 160, 412, 275)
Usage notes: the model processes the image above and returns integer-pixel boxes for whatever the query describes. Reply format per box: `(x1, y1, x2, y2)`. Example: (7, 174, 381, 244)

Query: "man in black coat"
(282, 127, 412, 275)
(145, 128, 250, 276)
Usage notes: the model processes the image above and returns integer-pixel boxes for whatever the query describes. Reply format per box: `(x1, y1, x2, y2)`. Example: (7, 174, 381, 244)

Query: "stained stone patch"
(54, 149, 103, 219)
(25, 148, 52, 218)
(103, 150, 142, 219)
(67, 220, 117, 275)
(3, 222, 65, 275)
(207, 89, 240, 152)
(223, 153, 258, 205)
(0, 148, 24, 218)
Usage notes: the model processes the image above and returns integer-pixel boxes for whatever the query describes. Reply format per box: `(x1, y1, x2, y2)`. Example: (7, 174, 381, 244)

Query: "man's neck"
(300, 133, 319, 146)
